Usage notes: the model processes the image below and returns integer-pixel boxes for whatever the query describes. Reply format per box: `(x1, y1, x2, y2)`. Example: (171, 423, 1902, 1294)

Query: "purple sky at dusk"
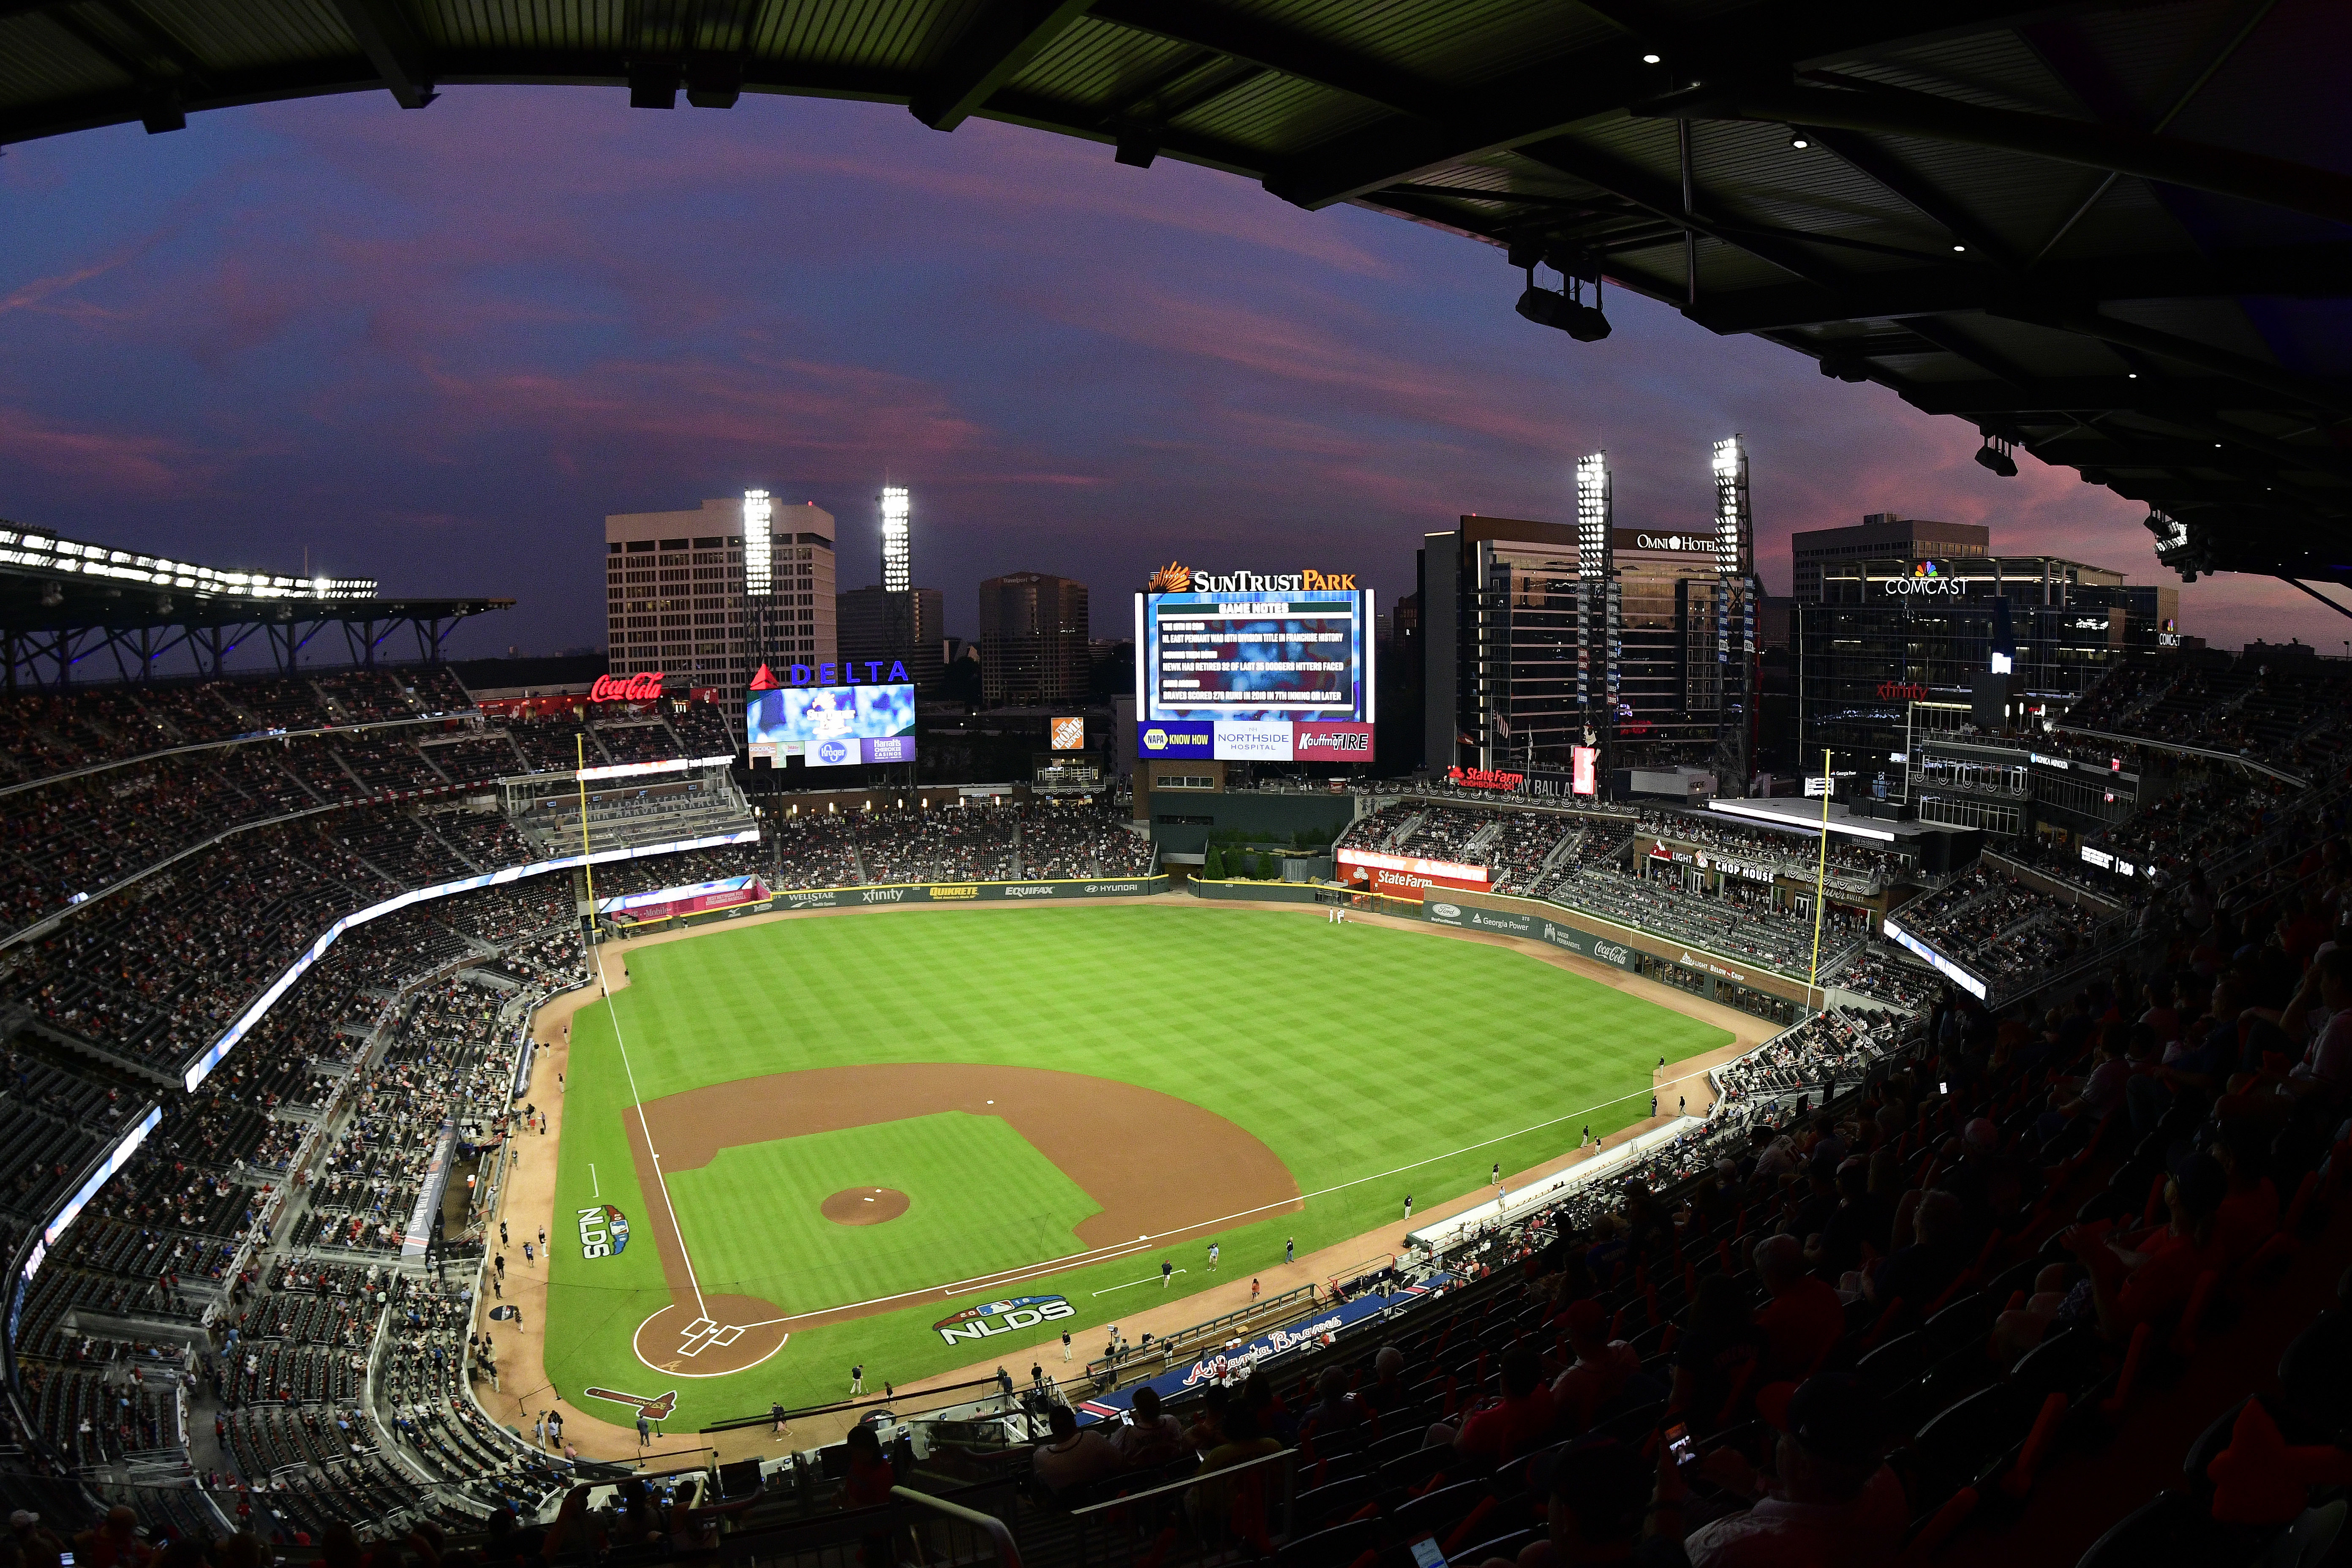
(1, 87, 2343, 659)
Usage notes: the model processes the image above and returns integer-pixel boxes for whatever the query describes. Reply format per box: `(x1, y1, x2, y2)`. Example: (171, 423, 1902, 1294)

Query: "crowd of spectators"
(1894, 866, 2111, 996)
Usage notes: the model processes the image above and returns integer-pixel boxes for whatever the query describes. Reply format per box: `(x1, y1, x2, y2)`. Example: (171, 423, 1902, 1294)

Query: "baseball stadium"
(6, 0, 2352, 1563)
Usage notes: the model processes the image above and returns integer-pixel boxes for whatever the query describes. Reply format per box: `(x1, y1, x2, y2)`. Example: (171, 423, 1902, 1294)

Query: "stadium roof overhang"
(4, 0, 2349, 590)
(0, 523, 512, 682)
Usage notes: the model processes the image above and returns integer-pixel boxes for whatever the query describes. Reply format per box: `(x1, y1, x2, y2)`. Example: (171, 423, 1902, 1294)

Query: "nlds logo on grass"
(579, 1204, 630, 1260)
(933, 1293, 1075, 1345)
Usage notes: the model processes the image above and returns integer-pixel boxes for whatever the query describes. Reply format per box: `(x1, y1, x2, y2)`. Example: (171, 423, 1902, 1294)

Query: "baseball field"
(540, 902, 1730, 1426)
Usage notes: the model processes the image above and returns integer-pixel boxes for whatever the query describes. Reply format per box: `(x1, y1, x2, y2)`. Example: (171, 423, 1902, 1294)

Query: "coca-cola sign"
(591, 672, 666, 702)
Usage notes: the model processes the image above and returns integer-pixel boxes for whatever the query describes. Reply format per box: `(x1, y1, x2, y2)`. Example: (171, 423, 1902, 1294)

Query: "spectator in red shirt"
(2063, 1152, 2227, 1339)
(2210, 1122, 2280, 1266)
(1438, 1343, 1556, 1463)
(1551, 1298, 1648, 1435)
(1753, 1235, 1844, 1382)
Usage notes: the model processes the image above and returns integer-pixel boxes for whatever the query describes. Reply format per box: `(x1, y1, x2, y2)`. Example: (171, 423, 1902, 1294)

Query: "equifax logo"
(934, 1294, 1075, 1344)
(590, 672, 665, 702)
(579, 1204, 629, 1259)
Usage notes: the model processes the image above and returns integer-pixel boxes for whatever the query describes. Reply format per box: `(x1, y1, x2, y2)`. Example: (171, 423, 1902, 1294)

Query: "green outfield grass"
(542, 903, 1731, 1424)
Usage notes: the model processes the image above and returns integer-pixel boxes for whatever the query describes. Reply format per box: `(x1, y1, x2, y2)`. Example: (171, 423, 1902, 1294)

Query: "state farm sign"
(591, 672, 665, 702)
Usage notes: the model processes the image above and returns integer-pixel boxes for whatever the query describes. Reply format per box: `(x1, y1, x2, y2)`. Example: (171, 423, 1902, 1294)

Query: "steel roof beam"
(1799, 126, 2018, 270)
(1643, 79, 2352, 227)
(910, 0, 1094, 133)
(325, 0, 436, 108)
(1265, 1, 2049, 210)
(1085, 0, 1443, 119)
(1898, 377, 2333, 416)
(1685, 242, 2352, 334)
(1995, 308, 2352, 420)
(1515, 137, 1847, 290)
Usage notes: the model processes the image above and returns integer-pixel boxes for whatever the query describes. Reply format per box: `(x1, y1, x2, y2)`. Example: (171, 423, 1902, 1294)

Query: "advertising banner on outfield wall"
(776, 876, 1169, 909)
(1422, 900, 1637, 969)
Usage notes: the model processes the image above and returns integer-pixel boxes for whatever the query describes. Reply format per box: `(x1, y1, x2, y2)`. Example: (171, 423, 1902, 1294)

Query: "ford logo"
(1431, 903, 1461, 918)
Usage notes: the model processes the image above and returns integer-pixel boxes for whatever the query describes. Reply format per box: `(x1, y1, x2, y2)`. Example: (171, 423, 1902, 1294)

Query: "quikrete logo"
(579, 1204, 630, 1260)
(934, 1294, 1075, 1345)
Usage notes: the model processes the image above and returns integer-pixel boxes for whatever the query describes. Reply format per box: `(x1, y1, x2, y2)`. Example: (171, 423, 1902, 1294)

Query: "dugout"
(1146, 790, 1358, 865)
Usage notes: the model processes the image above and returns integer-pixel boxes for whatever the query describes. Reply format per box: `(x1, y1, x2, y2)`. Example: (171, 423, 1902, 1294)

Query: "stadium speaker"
(629, 62, 680, 109)
(686, 54, 742, 109)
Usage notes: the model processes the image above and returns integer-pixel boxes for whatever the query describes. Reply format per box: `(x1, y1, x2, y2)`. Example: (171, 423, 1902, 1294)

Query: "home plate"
(634, 1296, 792, 1378)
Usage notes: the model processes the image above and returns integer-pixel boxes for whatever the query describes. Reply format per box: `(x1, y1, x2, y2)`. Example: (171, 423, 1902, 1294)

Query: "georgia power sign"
(934, 1293, 1075, 1345)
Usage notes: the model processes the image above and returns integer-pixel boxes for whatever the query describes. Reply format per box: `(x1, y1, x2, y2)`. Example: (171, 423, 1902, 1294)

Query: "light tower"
(1710, 435, 1758, 797)
(880, 485, 910, 594)
(741, 487, 776, 691)
(1576, 452, 1615, 775)
(878, 485, 913, 685)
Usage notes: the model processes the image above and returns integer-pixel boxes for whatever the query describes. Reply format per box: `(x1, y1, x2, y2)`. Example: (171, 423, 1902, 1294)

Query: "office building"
(605, 495, 836, 709)
(1420, 441, 1759, 782)
(838, 583, 946, 692)
(978, 572, 1089, 705)
(1796, 549, 2179, 789)
(1790, 513, 1988, 602)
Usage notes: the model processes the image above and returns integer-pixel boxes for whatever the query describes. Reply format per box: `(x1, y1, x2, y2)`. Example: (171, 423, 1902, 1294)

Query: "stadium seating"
(4, 646, 2352, 1560)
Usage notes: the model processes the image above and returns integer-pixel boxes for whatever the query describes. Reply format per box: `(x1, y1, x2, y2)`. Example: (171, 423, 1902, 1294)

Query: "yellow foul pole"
(576, 735, 600, 930)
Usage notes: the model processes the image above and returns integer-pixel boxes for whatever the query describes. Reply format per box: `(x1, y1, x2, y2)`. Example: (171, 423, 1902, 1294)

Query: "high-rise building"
(838, 584, 946, 692)
(1790, 513, 1988, 602)
(605, 495, 835, 708)
(978, 572, 1089, 705)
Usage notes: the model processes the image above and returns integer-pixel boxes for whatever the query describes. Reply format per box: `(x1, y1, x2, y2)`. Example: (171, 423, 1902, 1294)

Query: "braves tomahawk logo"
(584, 1386, 678, 1419)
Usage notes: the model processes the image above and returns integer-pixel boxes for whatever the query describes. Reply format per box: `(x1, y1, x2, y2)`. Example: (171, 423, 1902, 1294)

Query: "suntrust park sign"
(1148, 561, 1357, 592)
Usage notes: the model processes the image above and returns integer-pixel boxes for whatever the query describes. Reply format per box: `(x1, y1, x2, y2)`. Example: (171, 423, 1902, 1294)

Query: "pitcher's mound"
(822, 1187, 909, 1225)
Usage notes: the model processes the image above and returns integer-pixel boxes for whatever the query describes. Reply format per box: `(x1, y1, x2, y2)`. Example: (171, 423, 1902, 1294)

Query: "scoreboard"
(1139, 588, 1373, 723)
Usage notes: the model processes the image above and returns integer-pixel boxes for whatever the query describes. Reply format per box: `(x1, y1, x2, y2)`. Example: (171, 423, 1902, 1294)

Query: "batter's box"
(678, 1318, 747, 1357)
(633, 1298, 792, 1379)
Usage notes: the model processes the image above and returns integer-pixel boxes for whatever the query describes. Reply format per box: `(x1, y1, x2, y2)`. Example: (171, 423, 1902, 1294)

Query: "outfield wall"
(1187, 876, 1813, 1019)
(767, 874, 1171, 909)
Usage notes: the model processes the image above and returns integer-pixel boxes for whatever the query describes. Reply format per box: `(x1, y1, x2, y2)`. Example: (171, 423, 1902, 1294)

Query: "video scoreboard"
(1134, 582, 1375, 762)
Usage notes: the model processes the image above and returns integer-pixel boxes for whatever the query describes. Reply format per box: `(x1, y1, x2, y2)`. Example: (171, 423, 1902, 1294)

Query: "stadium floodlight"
(880, 485, 910, 595)
(1712, 434, 1750, 578)
(742, 488, 773, 596)
(1974, 434, 2018, 478)
(1516, 283, 1611, 341)
(0, 527, 376, 600)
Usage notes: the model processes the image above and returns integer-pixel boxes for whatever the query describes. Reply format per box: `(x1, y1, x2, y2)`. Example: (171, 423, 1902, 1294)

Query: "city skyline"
(0, 90, 2342, 658)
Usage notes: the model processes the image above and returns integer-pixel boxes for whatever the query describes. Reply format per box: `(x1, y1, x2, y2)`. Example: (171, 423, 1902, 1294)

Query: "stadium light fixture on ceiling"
(1642, 52, 1660, 64)
(1789, 130, 1808, 149)
(1515, 265, 1610, 342)
(879, 486, 910, 595)
(0, 526, 375, 600)
(742, 489, 773, 596)
(1974, 434, 2019, 478)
